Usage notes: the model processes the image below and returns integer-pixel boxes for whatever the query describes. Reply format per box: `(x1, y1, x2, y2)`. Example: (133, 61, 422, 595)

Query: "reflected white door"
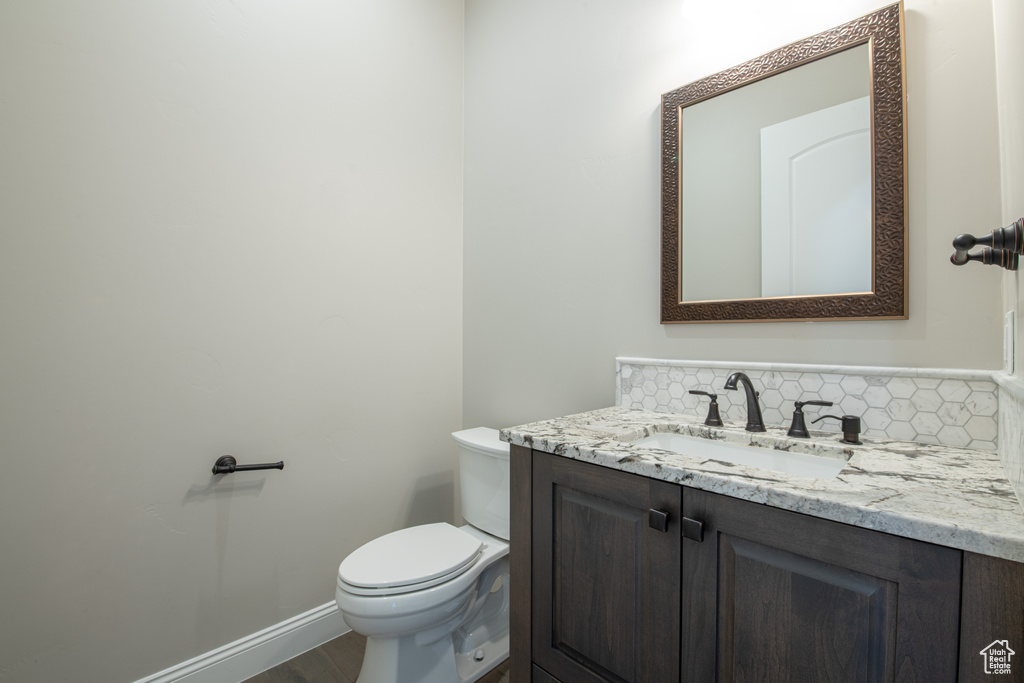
(760, 96, 871, 298)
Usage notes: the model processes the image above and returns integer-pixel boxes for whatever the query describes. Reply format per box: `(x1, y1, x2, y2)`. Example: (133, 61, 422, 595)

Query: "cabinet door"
(682, 487, 962, 683)
(958, 552, 1024, 682)
(532, 451, 681, 683)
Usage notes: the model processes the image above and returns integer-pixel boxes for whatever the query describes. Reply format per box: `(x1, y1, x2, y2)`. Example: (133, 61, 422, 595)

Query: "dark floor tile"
(477, 659, 511, 683)
(247, 629, 510, 683)
(320, 630, 367, 682)
(242, 645, 350, 683)
(323, 630, 510, 683)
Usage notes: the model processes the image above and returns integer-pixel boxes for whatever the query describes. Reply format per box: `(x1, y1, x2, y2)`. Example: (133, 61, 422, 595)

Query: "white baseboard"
(134, 602, 349, 683)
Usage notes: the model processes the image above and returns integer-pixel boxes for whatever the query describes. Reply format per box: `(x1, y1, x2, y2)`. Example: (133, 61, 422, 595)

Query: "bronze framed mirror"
(661, 3, 906, 323)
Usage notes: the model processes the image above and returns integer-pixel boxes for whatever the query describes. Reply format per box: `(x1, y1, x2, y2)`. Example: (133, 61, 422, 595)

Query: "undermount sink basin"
(628, 432, 848, 480)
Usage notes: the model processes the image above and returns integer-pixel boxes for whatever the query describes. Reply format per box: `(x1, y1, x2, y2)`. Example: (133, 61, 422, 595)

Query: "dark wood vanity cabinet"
(511, 446, 1024, 683)
(682, 487, 961, 682)
(529, 448, 682, 683)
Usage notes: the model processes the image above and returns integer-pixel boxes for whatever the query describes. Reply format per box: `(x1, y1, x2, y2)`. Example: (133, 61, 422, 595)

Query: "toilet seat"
(339, 523, 483, 597)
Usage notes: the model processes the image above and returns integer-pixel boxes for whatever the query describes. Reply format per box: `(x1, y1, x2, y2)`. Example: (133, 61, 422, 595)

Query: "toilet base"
(356, 630, 508, 683)
(454, 630, 509, 683)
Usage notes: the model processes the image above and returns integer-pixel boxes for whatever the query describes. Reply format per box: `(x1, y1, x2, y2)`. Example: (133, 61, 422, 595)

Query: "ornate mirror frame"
(661, 3, 906, 323)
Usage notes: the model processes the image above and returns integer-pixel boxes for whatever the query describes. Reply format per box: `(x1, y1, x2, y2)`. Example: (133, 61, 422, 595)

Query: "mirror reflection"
(680, 44, 871, 302)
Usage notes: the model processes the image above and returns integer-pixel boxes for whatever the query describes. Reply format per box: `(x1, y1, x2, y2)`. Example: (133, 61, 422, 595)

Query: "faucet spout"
(723, 372, 766, 432)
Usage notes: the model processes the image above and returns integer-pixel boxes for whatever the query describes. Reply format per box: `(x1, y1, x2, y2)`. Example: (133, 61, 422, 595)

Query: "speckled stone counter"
(500, 406, 1024, 563)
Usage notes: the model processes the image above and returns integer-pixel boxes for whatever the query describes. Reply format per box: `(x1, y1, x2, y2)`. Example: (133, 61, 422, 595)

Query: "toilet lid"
(339, 523, 482, 592)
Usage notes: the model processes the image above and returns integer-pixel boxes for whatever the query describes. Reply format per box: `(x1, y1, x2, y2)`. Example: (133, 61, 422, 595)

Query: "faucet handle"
(688, 390, 723, 427)
(787, 400, 834, 438)
(794, 400, 833, 411)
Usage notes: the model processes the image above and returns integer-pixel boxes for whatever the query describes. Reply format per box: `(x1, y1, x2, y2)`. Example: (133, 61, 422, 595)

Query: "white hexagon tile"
(617, 358, 999, 451)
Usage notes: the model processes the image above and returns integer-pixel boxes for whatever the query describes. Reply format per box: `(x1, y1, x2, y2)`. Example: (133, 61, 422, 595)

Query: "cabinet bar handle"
(682, 517, 704, 542)
(648, 509, 669, 532)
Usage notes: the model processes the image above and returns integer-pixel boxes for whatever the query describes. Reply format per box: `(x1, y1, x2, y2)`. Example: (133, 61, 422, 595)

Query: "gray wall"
(993, 0, 1024, 509)
(995, 0, 1024, 374)
(0, 2, 464, 681)
(464, 0, 1005, 430)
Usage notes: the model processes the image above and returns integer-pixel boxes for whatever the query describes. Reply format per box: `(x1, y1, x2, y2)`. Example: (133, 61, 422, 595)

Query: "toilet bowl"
(335, 428, 510, 683)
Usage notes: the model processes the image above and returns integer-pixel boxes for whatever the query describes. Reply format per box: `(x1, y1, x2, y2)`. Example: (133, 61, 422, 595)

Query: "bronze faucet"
(723, 372, 765, 432)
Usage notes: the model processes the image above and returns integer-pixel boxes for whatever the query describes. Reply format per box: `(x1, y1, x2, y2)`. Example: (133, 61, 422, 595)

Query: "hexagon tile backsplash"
(616, 358, 999, 451)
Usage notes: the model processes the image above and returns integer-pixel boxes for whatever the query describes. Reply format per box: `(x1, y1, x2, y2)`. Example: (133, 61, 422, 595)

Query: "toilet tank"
(452, 427, 510, 541)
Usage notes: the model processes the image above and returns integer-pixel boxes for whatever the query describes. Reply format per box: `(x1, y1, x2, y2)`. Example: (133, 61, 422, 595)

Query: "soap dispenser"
(812, 414, 863, 445)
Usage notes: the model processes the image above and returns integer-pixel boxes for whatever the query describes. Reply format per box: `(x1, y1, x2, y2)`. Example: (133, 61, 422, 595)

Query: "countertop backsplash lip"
(615, 357, 1000, 452)
(500, 406, 1024, 563)
(614, 357, 999, 381)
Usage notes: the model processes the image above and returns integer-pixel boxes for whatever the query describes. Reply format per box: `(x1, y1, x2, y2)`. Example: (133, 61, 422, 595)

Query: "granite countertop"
(500, 406, 1024, 563)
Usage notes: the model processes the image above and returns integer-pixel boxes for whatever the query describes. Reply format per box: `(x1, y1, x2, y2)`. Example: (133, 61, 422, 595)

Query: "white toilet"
(335, 427, 511, 683)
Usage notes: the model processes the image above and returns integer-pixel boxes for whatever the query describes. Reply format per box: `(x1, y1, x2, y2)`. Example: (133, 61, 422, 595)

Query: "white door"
(760, 96, 871, 298)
